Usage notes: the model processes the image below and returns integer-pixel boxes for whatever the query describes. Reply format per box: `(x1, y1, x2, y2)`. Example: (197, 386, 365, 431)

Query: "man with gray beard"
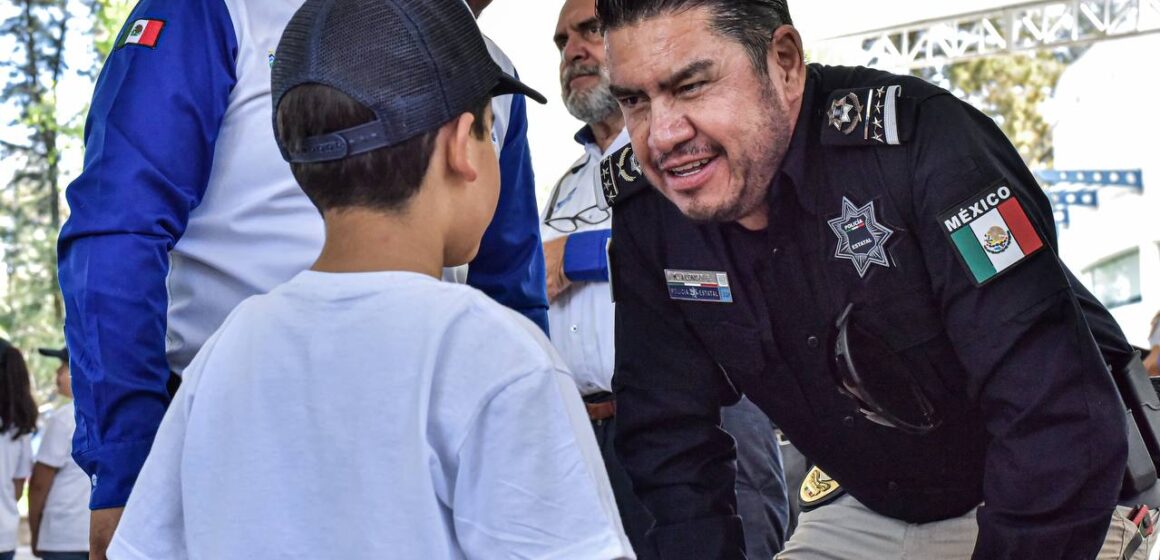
(545, 1, 788, 557)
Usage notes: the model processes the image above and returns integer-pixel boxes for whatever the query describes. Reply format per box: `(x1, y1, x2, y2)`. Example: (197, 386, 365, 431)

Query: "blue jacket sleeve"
(563, 229, 612, 282)
(466, 90, 550, 334)
(57, 0, 237, 509)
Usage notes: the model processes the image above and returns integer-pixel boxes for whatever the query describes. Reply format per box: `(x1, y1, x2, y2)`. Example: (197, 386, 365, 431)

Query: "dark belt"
(583, 392, 616, 421)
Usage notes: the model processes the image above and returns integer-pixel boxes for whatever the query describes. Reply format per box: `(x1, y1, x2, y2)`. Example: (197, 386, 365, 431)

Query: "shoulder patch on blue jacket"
(601, 143, 648, 207)
(821, 85, 916, 147)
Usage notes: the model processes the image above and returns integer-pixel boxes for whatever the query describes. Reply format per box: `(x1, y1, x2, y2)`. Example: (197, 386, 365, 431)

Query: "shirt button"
(807, 336, 819, 348)
(842, 416, 855, 427)
(888, 481, 899, 492)
(570, 325, 579, 333)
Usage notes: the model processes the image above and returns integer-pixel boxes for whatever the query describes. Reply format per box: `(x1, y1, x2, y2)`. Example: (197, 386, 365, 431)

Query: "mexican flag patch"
(118, 19, 165, 49)
(939, 182, 1044, 285)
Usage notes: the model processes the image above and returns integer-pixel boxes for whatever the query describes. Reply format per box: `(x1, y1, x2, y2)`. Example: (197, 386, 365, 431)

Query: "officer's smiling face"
(606, 6, 805, 229)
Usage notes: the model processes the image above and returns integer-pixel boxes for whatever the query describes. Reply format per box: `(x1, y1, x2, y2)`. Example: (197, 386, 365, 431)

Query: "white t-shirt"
(0, 428, 32, 552)
(35, 402, 90, 552)
(110, 271, 634, 560)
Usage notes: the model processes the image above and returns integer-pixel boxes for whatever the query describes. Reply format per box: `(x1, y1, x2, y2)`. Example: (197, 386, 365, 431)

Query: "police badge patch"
(828, 92, 863, 135)
(799, 465, 844, 512)
(827, 197, 894, 277)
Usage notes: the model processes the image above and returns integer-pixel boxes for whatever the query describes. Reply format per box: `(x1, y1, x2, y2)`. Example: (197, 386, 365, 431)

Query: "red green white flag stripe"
(118, 19, 165, 49)
(940, 184, 1044, 285)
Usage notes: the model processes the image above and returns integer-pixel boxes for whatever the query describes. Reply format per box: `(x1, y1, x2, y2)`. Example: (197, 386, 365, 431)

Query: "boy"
(106, 0, 634, 558)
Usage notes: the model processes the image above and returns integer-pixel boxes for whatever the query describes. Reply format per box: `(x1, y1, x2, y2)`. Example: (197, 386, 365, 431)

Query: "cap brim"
(493, 73, 547, 105)
(38, 348, 68, 361)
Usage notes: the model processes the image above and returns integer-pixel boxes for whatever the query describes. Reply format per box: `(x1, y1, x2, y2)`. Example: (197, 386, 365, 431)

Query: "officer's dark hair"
(595, 0, 793, 77)
(0, 339, 37, 439)
(276, 84, 491, 213)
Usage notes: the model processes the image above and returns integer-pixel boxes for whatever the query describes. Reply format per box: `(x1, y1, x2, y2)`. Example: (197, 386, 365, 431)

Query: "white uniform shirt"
(111, 271, 634, 560)
(34, 402, 90, 552)
(541, 129, 630, 395)
(0, 429, 31, 552)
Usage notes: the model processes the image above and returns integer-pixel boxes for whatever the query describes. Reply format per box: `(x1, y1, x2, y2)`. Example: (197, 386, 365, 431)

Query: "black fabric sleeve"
(610, 209, 746, 560)
(906, 95, 1127, 559)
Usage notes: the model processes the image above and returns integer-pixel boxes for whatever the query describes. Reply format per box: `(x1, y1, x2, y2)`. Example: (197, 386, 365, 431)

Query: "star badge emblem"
(827, 197, 894, 277)
(828, 92, 864, 135)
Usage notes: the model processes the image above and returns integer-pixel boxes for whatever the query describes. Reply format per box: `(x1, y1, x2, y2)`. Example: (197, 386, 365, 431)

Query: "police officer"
(546, 0, 789, 556)
(596, 0, 1147, 558)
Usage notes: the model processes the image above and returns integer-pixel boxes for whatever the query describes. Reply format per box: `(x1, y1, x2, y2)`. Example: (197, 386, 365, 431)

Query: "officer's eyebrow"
(609, 59, 715, 100)
(661, 59, 714, 91)
(608, 83, 642, 100)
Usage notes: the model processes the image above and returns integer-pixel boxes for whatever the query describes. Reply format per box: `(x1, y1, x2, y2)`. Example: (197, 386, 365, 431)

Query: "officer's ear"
(767, 25, 806, 103)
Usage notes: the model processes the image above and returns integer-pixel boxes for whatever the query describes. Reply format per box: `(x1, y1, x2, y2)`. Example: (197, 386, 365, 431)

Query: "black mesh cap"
(271, 0, 546, 163)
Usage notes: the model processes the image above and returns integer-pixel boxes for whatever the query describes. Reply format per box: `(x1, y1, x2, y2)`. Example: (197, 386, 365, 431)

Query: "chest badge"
(827, 197, 894, 278)
(664, 269, 733, 303)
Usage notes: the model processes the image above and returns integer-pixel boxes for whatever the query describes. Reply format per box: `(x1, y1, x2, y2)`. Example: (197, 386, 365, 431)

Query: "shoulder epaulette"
(820, 84, 918, 148)
(600, 143, 649, 207)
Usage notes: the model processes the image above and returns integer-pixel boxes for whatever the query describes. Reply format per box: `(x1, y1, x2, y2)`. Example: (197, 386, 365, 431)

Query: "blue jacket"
(58, 0, 547, 509)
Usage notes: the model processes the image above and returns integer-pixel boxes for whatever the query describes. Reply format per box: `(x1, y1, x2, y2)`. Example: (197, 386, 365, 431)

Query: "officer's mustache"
(654, 142, 722, 172)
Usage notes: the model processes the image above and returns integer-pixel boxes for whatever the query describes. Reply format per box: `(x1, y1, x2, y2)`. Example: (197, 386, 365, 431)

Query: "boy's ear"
(445, 111, 479, 183)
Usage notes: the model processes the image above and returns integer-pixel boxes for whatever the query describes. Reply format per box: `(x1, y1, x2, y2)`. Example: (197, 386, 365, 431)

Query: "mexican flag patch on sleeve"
(939, 182, 1044, 285)
(117, 19, 165, 49)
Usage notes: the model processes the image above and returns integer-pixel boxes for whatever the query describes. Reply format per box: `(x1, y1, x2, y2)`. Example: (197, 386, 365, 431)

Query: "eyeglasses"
(545, 203, 610, 233)
(833, 303, 941, 435)
(544, 159, 611, 233)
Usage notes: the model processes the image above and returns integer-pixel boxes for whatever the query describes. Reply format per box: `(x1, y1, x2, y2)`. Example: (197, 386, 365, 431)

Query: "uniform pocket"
(853, 285, 943, 352)
(850, 286, 965, 404)
(689, 320, 768, 384)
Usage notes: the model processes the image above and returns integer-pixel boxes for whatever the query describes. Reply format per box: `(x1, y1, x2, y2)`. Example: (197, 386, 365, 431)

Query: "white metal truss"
(817, 0, 1160, 71)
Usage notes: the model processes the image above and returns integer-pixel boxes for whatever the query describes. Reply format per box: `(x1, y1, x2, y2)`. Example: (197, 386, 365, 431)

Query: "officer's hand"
(89, 506, 125, 560)
(543, 236, 572, 302)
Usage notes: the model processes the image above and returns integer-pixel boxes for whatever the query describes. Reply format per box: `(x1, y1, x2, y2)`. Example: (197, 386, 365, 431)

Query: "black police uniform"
(606, 64, 1130, 560)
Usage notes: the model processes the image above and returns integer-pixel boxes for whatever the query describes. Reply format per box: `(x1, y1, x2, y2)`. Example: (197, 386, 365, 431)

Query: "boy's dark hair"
(595, 0, 792, 77)
(276, 84, 491, 213)
(0, 340, 37, 439)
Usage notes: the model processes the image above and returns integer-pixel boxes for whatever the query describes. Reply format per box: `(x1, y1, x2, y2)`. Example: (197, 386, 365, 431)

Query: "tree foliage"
(0, 0, 122, 397)
(918, 50, 1078, 169)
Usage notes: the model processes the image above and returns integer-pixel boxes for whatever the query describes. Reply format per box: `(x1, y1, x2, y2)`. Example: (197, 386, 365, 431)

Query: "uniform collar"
(772, 65, 824, 216)
(574, 125, 630, 158)
(574, 125, 597, 147)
